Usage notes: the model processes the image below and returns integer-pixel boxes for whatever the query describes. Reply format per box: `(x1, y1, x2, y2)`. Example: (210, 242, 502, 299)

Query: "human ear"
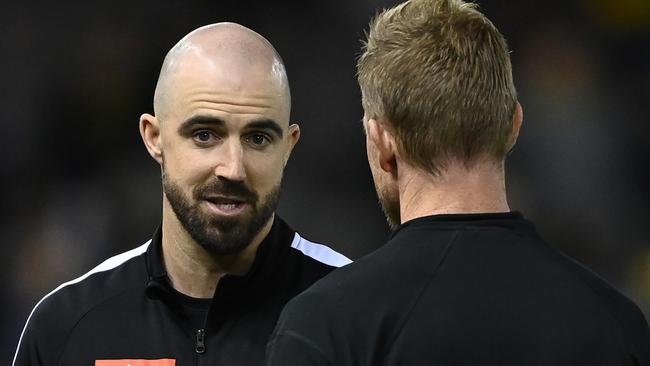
(507, 101, 523, 152)
(366, 118, 397, 175)
(283, 123, 301, 167)
(139, 113, 163, 165)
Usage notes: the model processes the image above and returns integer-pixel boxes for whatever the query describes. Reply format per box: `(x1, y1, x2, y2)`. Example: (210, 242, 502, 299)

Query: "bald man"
(13, 23, 350, 366)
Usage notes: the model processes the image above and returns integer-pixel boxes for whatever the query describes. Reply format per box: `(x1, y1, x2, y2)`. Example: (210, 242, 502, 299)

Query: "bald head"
(153, 23, 291, 121)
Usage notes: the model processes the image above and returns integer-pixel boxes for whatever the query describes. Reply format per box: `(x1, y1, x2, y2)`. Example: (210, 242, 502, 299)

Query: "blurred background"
(1, 0, 649, 362)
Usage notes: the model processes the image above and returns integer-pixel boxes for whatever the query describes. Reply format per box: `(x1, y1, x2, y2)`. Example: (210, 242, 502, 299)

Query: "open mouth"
(203, 196, 250, 215)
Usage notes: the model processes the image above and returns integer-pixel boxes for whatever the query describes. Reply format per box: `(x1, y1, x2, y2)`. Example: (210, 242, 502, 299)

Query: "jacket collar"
(144, 215, 295, 302)
(389, 211, 534, 240)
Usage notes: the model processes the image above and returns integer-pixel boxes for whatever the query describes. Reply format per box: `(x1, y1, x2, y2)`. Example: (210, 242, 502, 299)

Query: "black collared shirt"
(13, 216, 351, 366)
(267, 212, 650, 366)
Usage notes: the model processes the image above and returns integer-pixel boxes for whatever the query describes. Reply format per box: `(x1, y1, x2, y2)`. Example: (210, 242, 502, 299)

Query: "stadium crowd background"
(1, 0, 648, 363)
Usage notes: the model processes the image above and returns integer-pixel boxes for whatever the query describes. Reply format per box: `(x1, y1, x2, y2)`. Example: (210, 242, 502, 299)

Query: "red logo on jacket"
(95, 359, 175, 366)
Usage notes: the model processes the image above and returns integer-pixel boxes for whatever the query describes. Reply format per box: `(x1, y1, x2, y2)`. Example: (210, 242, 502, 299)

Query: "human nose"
(213, 139, 246, 182)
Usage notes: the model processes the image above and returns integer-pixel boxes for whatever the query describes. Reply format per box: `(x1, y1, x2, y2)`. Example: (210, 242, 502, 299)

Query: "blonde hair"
(357, 0, 517, 174)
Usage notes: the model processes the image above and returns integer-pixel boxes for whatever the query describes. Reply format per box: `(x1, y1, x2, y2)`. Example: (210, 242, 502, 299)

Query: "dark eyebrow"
(177, 115, 284, 138)
(178, 115, 225, 135)
(245, 119, 284, 138)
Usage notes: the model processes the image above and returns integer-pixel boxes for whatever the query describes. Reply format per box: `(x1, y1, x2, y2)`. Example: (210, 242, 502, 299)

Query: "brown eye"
(195, 131, 212, 142)
(251, 134, 267, 145)
(245, 133, 271, 149)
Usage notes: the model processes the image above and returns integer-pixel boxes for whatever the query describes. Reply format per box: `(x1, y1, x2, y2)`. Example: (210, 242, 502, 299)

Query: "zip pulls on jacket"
(195, 329, 206, 354)
(195, 273, 232, 355)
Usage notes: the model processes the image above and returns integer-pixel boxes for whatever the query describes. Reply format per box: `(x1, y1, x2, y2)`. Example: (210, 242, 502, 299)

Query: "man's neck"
(160, 203, 273, 299)
(398, 159, 510, 224)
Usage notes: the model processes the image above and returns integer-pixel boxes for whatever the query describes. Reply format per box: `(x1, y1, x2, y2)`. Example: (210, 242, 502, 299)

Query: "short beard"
(376, 183, 401, 230)
(163, 172, 280, 255)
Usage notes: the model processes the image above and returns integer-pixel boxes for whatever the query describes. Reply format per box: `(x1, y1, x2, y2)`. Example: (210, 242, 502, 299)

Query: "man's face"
(159, 54, 297, 255)
(364, 116, 400, 230)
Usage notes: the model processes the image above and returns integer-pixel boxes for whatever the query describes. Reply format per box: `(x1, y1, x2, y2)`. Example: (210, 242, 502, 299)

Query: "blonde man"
(266, 0, 650, 365)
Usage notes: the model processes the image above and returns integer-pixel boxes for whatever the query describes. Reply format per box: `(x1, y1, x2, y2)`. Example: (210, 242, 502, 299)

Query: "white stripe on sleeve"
(12, 241, 151, 366)
(290, 233, 352, 268)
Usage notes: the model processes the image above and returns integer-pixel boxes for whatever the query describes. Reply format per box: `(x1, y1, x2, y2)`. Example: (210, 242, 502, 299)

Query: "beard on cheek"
(367, 156, 401, 230)
(378, 188, 401, 231)
(372, 174, 400, 231)
(162, 171, 280, 255)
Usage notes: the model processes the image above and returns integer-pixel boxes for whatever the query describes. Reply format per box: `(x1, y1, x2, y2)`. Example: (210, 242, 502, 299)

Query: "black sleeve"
(265, 291, 343, 366)
(13, 297, 69, 366)
(266, 330, 333, 366)
(13, 318, 45, 366)
(625, 304, 650, 365)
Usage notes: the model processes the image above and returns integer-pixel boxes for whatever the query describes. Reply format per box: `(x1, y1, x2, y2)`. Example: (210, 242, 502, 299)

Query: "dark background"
(2, 0, 649, 363)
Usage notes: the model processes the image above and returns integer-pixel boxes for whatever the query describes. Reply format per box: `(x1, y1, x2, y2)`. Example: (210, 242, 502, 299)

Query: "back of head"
(357, 0, 517, 175)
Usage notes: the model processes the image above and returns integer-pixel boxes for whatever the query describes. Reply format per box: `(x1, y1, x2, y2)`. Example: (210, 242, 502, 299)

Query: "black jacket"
(267, 212, 650, 366)
(13, 216, 350, 366)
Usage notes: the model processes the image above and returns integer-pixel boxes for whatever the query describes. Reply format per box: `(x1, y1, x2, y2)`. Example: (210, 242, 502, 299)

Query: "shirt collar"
(144, 216, 295, 301)
(389, 211, 534, 239)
